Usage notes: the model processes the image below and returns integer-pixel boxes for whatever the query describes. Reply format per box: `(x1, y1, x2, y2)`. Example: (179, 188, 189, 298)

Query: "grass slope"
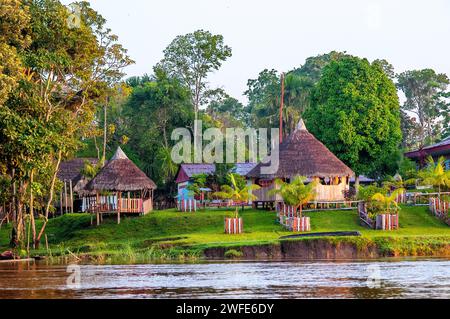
(0, 205, 449, 261)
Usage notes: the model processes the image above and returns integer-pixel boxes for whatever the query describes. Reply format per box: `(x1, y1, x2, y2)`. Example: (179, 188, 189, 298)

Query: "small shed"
(175, 164, 216, 200)
(84, 147, 157, 224)
(174, 163, 257, 200)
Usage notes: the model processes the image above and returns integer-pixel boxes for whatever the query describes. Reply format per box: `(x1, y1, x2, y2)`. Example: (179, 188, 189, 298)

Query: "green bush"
(224, 249, 243, 258)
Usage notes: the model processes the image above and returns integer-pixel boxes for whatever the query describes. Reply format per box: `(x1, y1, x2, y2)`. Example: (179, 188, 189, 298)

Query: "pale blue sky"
(63, 0, 450, 103)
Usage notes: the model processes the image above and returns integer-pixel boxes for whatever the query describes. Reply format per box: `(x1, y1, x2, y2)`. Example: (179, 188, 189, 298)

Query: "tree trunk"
(102, 100, 107, 165)
(16, 181, 27, 245)
(36, 150, 62, 248)
(29, 170, 36, 248)
(10, 170, 17, 247)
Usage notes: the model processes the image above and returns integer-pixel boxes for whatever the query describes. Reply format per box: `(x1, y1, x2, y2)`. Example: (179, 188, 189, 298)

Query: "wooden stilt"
(64, 181, 68, 214)
(69, 180, 73, 213)
(60, 189, 63, 215)
(117, 192, 121, 224)
(96, 192, 100, 226)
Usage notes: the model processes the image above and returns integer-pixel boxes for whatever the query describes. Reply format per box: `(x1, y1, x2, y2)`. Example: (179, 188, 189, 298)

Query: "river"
(0, 259, 449, 298)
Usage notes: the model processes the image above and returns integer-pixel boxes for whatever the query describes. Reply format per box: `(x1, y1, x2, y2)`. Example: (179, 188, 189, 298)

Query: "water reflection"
(0, 259, 448, 299)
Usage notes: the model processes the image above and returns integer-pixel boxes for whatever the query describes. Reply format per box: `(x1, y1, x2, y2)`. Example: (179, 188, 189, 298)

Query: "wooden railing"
(252, 182, 348, 202)
(358, 202, 375, 229)
(252, 184, 281, 202)
(315, 182, 347, 201)
(118, 198, 142, 213)
(83, 196, 151, 214)
(142, 198, 153, 214)
(406, 192, 450, 205)
(303, 200, 361, 211)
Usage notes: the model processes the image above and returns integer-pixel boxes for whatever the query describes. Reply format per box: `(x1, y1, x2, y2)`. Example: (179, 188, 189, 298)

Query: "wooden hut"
(84, 147, 157, 224)
(57, 158, 100, 213)
(247, 119, 354, 208)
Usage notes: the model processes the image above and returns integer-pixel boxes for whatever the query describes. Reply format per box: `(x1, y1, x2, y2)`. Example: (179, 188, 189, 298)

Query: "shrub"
(224, 249, 243, 258)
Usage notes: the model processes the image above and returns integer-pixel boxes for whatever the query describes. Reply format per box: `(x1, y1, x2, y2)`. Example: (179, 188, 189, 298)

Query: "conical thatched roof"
(86, 147, 157, 192)
(247, 119, 354, 179)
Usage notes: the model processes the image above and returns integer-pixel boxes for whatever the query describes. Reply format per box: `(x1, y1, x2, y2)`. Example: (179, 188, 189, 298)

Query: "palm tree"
(417, 156, 450, 198)
(371, 188, 405, 215)
(268, 176, 317, 218)
(213, 173, 260, 218)
(156, 145, 178, 184)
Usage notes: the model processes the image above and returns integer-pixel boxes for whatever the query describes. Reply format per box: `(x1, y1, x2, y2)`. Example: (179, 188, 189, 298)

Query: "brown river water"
(0, 259, 449, 299)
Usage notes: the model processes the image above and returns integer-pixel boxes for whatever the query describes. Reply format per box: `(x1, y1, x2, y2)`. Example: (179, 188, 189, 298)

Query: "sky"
(62, 0, 450, 103)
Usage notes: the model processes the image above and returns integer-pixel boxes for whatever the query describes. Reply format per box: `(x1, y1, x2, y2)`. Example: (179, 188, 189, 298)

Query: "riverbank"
(0, 206, 449, 263)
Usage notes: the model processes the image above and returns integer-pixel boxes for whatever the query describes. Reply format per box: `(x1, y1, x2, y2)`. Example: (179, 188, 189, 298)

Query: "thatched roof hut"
(58, 158, 98, 184)
(86, 147, 157, 192)
(247, 119, 354, 179)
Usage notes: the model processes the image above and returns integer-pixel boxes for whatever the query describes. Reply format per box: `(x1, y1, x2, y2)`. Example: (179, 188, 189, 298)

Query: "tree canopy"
(304, 56, 402, 181)
(397, 69, 449, 147)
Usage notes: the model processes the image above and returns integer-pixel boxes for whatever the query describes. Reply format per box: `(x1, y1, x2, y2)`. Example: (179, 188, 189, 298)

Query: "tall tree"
(244, 69, 280, 128)
(206, 90, 246, 128)
(0, 0, 132, 248)
(400, 110, 422, 150)
(437, 91, 450, 139)
(0, 0, 31, 107)
(119, 71, 193, 189)
(155, 30, 232, 120)
(245, 52, 350, 134)
(304, 56, 402, 187)
(397, 69, 449, 146)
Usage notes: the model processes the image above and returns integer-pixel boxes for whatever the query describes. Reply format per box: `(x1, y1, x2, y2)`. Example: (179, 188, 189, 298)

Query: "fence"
(429, 198, 450, 225)
(394, 190, 407, 204)
(290, 217, 311, 232)
(118, 198, 142, 213)
(358, 202, 398, 230)
(224, 217, 243, 234)
(406, 192, 450, 206)
(178, 199, 197, 212)
(357, 202, 375, 229)
(277, 203, 297, 217)
(375, 214, 399, 230)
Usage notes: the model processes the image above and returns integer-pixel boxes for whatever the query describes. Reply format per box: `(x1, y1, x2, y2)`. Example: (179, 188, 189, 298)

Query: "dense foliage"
(304, 56, 403, 181)
(1, 0, 449, 251)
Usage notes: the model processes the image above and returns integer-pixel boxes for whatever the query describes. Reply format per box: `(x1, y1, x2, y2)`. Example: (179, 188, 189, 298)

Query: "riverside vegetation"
(0, 205, 449, 263)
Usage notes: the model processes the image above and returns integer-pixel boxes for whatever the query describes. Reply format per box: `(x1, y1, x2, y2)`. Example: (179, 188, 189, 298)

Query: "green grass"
(0, 205, 449, 261)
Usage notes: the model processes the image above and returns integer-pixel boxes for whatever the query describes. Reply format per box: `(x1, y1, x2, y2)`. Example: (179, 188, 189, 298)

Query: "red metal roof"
(405, 137, 450, 159)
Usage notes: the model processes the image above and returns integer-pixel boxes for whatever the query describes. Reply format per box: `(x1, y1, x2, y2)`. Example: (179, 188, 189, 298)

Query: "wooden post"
(69, 180, 73, 213)
(59, 189, 63, 216)
(117, 192, 121, 224)
(64, 180, 68, 214)
(96, 192, 100, 226)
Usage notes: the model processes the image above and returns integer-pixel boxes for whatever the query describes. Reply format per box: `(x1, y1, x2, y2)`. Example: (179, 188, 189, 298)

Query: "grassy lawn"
(0, 205, 449, 259)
